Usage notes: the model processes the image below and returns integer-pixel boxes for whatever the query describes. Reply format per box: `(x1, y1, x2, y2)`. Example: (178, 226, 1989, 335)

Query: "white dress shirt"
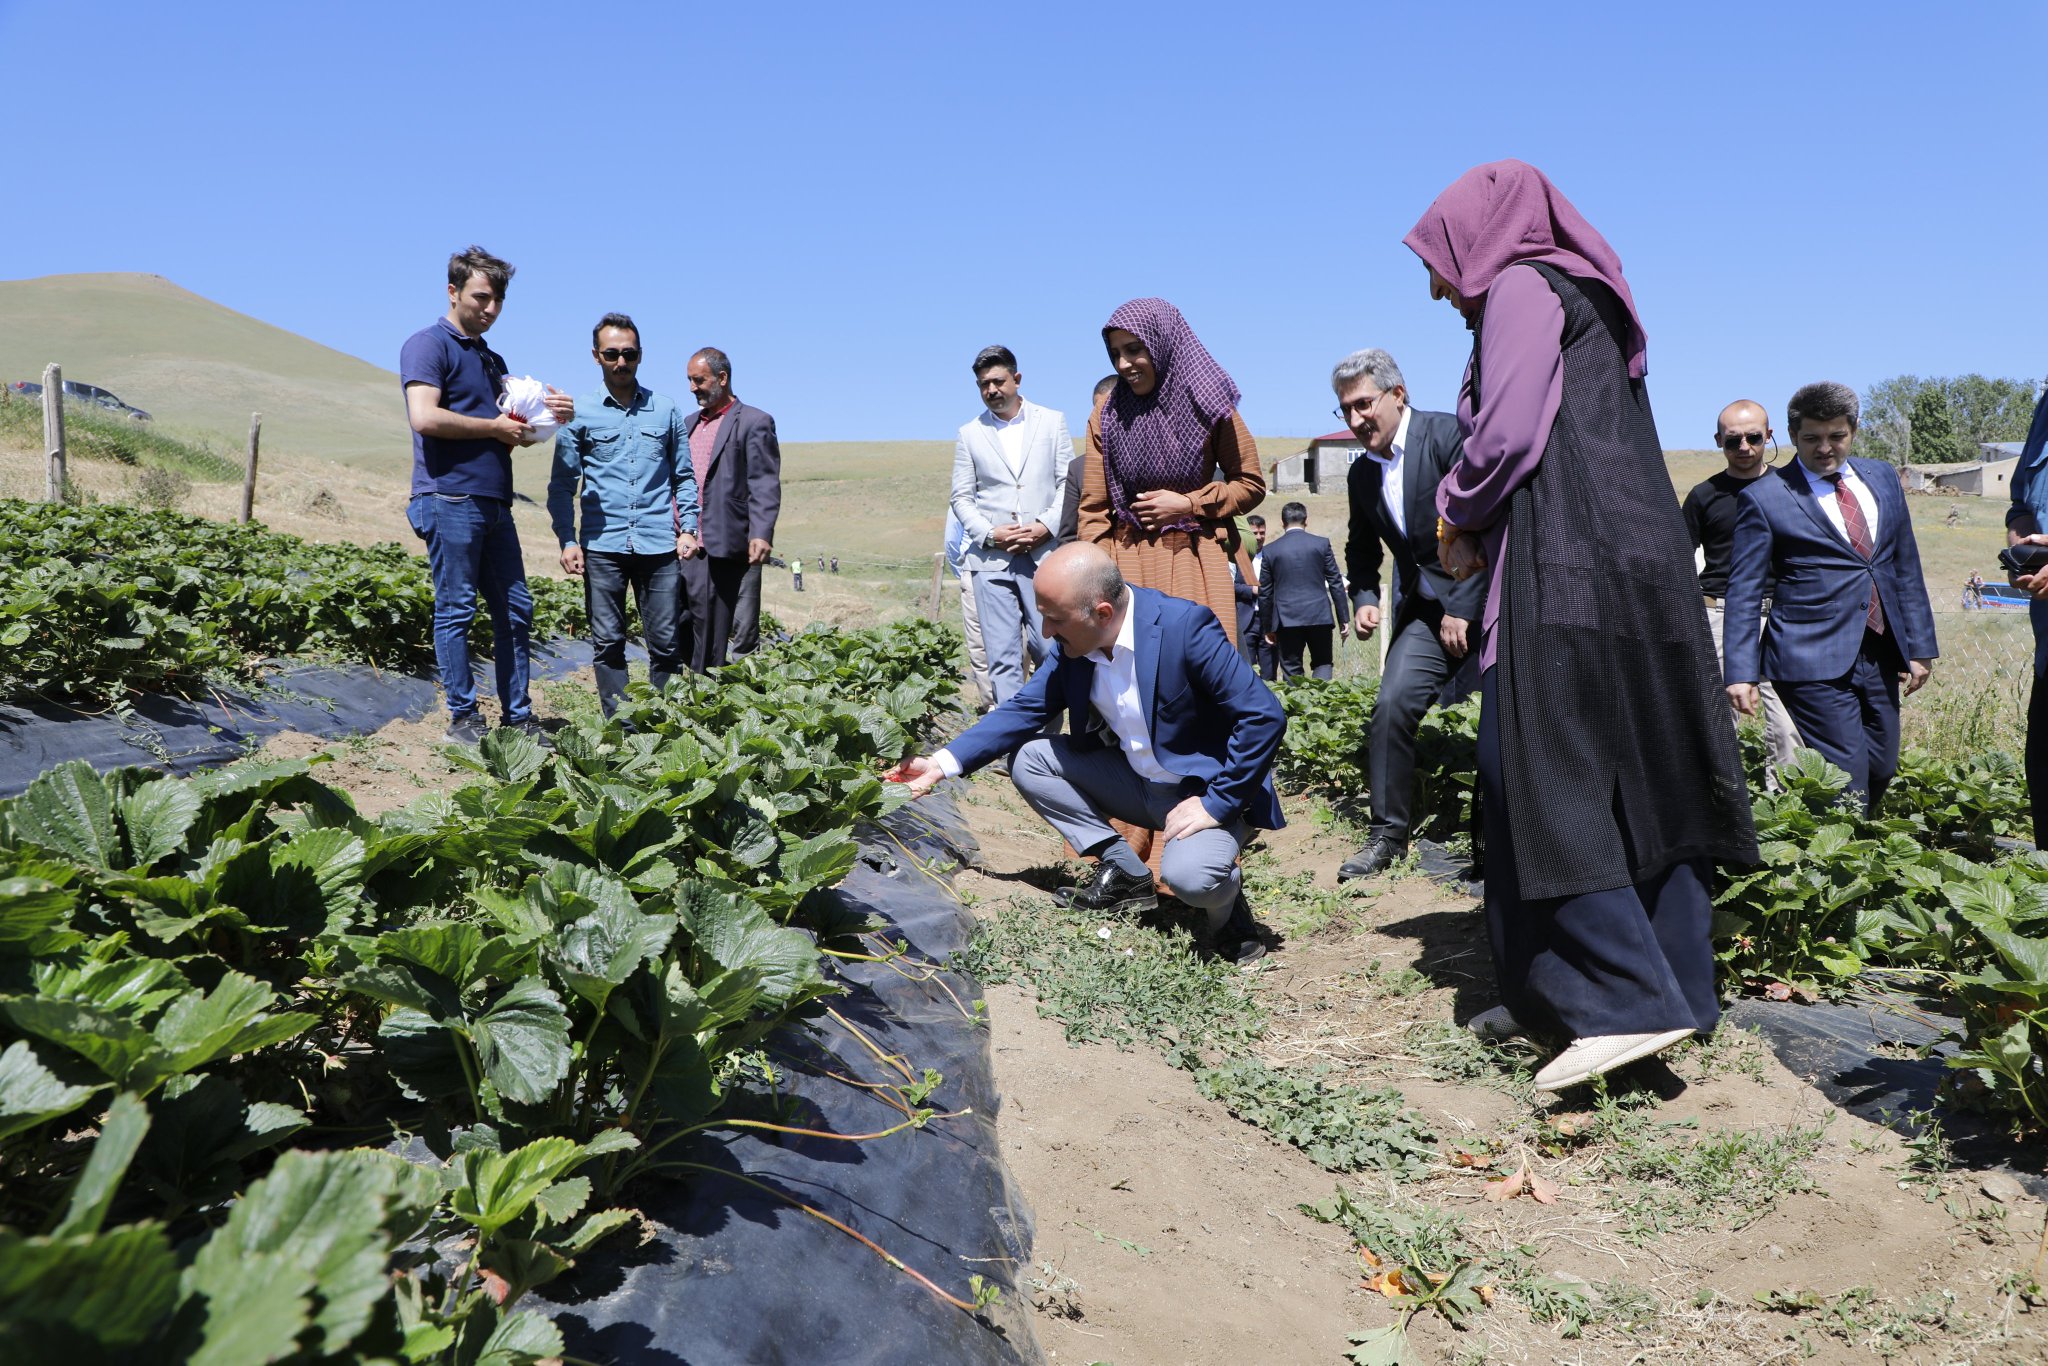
(1793, 458, 1881, 547)
(1360, 407, 1436, 601)
(989, 408, 1027, 471)
(932, 590, 1175, 783)
(1081, 592, 1175, 783)
(1366, 406, 1416, 535)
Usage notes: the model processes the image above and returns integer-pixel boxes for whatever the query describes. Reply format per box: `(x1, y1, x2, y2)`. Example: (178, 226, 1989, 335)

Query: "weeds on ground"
(1306, 1186, 1660, 1361)
(1668, 1023, 1771, 1083)
(1025, 1260, 1083, 1319)
(1242, 862, 1376, 937)
(955, 905, 1265, 1068)
(1195, 1058, 1437, 1176)
(1568, 1082, 1829, 1243)
(1399, 1018, 1537, 1090)
(1756, 1284, 1967, 1359)
(1352, 959, 1432, 1001)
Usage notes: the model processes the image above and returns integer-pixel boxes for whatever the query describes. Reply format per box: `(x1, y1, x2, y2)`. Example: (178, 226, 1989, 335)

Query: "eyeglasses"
(1720, 431, 1769, 451)
(598, 348, 641, 362)
(1332, 392, 1388, 421)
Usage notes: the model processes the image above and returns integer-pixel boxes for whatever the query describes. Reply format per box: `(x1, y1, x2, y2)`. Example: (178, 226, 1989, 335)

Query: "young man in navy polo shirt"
(401, 246, 574, 744)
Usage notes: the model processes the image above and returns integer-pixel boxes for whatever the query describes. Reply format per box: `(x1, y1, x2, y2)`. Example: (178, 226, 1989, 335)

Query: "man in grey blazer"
(950, 345, 1074, 702)
(1336, 348, 1487, 880)
(680, 346, 781, 671)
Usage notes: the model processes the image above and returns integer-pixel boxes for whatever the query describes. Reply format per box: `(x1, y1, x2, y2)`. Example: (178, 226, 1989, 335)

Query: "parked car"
(4, 379, 150, 421)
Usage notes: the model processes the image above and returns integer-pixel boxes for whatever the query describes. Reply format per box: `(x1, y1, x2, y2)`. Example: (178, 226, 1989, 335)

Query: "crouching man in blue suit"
(889, 542, 1286, 965)
(1723, 381, 1938, 812)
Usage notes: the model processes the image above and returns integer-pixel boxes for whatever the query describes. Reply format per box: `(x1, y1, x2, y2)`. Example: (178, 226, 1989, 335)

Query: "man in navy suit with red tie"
(1723, 381, 1938, 811)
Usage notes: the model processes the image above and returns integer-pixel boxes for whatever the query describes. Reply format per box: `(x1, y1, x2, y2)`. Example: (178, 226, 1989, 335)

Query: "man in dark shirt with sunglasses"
(1683, 398, 1800, 776)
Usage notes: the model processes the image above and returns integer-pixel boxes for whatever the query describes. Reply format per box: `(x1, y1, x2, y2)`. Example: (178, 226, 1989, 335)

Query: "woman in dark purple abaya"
(1406, 160, 1758, 1092)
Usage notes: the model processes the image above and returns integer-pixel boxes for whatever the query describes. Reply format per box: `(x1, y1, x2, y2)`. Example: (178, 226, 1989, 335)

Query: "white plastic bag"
(498, 375, 562, 445)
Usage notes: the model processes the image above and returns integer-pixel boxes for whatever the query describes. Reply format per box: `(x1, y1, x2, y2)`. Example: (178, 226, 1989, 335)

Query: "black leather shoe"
(1055, 862, 1157, 915)
(1338, 836, 1407, 881)
(1212, 892, 1269, 967)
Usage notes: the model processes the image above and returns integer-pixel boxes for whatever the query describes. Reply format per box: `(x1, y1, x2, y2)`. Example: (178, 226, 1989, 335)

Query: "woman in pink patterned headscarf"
(1080, 298, 1265, 647)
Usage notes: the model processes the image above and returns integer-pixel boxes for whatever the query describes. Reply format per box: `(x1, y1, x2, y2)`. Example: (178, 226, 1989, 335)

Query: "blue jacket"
(1724, 457, 1938, 684)
(945, 587, 1287, 829)
(2004, 386, 2048, 674)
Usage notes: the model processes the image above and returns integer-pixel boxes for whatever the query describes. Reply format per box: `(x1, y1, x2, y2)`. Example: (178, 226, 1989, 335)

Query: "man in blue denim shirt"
(549, 313, 700, 716)
(401, 246, 574, 745)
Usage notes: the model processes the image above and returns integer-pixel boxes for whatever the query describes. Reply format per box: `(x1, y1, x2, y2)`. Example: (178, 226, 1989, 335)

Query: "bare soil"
(951, 773, 2048, 1366)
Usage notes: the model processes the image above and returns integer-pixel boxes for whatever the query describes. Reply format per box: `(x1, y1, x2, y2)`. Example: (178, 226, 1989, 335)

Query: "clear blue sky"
(2, 1, 2043, 446)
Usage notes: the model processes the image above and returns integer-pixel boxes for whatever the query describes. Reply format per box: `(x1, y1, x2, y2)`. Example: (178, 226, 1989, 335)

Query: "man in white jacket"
(950, 345, 1073, 702)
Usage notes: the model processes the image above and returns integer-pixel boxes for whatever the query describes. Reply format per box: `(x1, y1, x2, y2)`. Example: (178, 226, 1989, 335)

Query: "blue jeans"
(408, 493, 533, 724)
(585, 549, 683, 716)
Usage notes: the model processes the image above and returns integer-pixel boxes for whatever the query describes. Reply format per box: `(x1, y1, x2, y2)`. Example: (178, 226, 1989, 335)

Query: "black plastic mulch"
(0, 638, 624, 797)
(543, 790, 1041, 1366)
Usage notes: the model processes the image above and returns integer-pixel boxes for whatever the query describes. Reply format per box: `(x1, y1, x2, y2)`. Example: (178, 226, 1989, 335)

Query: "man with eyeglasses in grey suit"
(1682, 399, 1800, 777)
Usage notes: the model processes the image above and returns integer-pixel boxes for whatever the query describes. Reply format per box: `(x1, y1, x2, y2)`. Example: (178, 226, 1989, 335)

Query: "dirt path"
(950, 771, 2048, 1366)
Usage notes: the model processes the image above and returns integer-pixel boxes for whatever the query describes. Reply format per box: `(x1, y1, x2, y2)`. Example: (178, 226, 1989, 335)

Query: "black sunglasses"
(598, 347, 641, 362)
(1720, 431, 1769, 451)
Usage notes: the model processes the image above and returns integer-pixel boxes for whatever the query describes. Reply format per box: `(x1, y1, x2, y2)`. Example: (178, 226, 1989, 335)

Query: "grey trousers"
(1010, 736, 1251, 929)
(1369, 603, 1478, 842)
(969, 554, 1046, 704)
(1705, 603, 1800, 779)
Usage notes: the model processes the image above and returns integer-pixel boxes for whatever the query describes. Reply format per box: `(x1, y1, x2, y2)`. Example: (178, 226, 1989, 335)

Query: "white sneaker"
(1467, 1005, 1525, 1041)
(1532, 1028, 1694, 1092)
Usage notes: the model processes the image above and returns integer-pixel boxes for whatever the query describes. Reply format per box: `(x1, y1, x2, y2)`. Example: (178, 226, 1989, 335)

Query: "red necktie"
(1828, 473, 1885, 635)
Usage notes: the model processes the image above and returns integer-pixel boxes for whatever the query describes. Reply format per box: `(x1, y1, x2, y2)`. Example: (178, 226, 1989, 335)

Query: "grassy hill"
(0, 273, 407, 470)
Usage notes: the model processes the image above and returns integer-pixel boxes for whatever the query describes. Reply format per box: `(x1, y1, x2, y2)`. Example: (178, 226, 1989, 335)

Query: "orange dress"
(1080, 407, 1266, 644)
(1080, 403, 1266, 884)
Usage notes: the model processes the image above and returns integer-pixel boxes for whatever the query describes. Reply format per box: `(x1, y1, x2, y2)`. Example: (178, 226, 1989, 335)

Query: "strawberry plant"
(0, 615, 974, 1358)
(0, 500, 585, 705)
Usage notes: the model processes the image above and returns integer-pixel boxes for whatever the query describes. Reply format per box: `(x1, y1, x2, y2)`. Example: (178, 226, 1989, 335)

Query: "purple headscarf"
(1098, 298, 1242, 533)
(1403, 159, 1650, 378)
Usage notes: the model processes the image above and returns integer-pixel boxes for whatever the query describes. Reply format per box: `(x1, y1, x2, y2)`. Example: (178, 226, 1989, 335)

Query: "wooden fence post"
(239, 413, 262, 523)
(41, 362, 65, 503)
(928, 552, 945, 621)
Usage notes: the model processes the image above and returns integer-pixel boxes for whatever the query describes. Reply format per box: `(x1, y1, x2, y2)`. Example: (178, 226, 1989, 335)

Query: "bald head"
(1714, 399, 1773, 477)
(1034, 543, 1127, 655)
(1716, 400, 1768, 439)
(1037, 542, 1123, 613)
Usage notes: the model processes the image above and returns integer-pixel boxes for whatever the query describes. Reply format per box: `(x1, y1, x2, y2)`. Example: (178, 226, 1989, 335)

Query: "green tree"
(1947, 374, 2041, 446)
(1858, 373, 2042, 466)
(1908, 387, 1969, 464)
(1859, 375, 1924, 464)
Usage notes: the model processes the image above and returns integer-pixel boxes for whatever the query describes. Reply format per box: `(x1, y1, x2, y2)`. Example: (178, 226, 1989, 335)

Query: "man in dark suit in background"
(888, 542, 1286, 966)
(1257, 502, 1348, 679)
(1336, 348, 1486, 880)
(1724, 381, 1938, 812)
(680, 347, 781, 670)
(1244, 513, 1273, 677)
